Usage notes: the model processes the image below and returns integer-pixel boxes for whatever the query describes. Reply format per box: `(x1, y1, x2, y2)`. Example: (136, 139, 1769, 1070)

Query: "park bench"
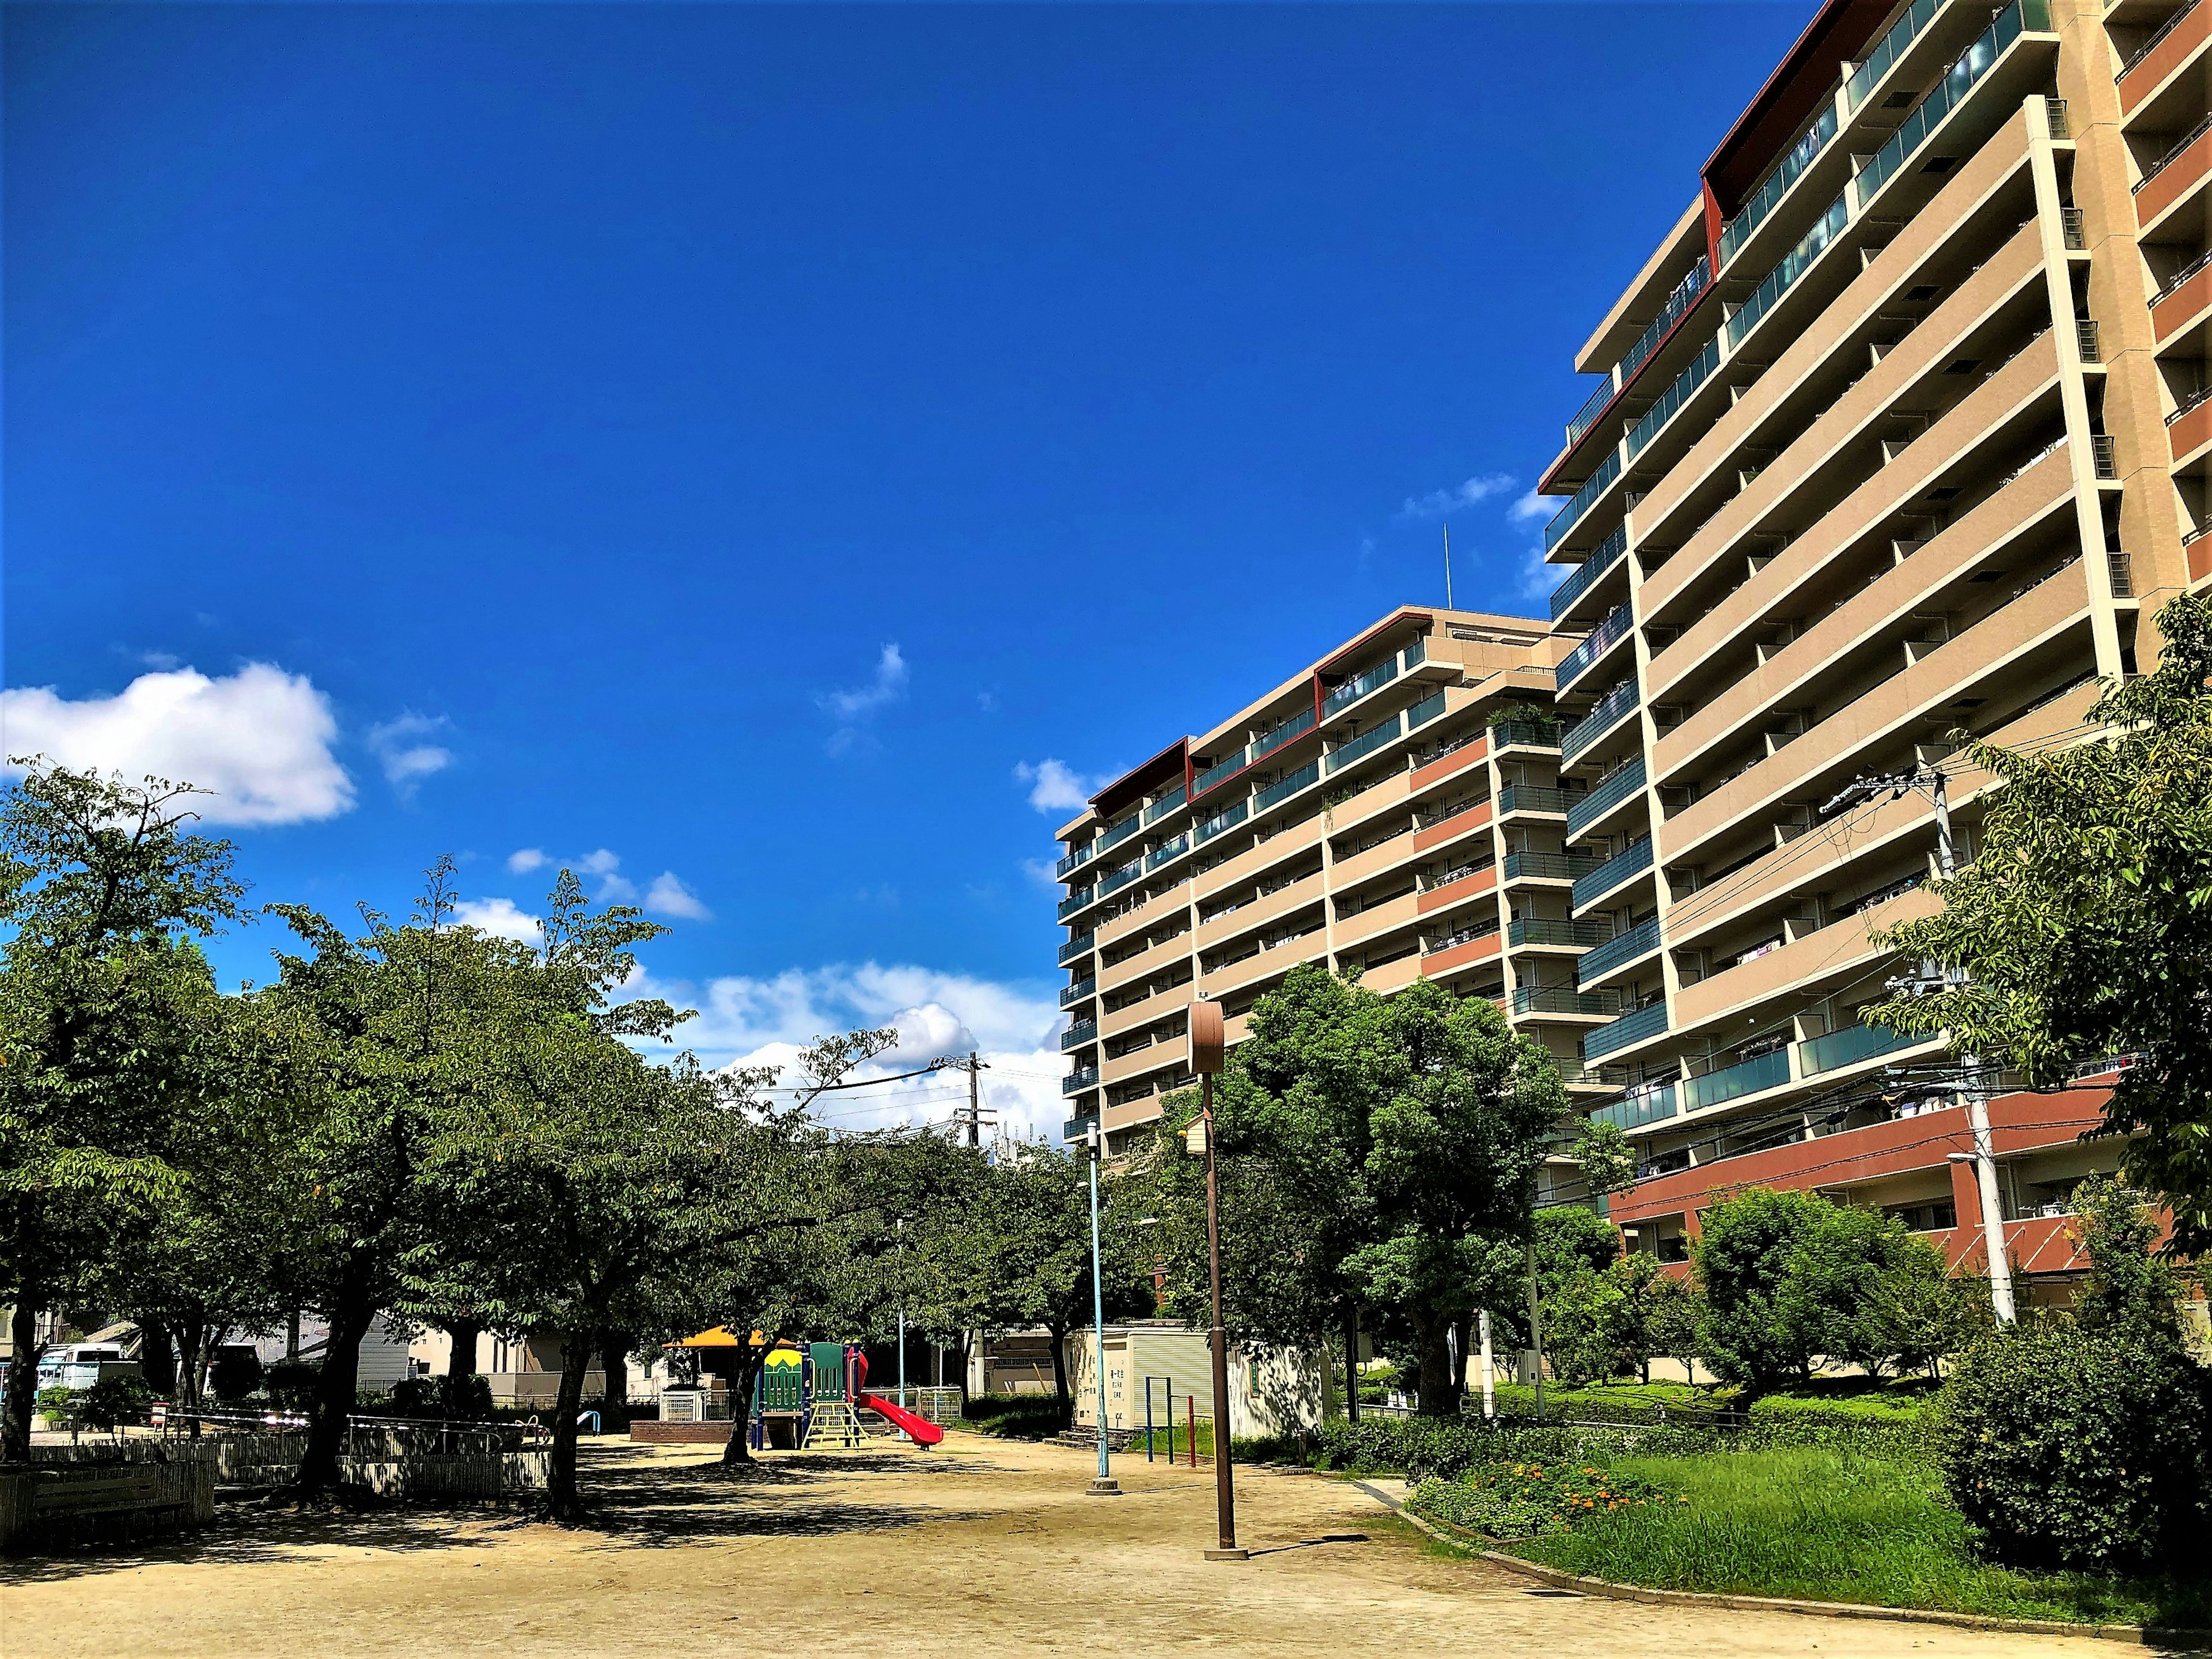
(33, 1464, 173, 1518)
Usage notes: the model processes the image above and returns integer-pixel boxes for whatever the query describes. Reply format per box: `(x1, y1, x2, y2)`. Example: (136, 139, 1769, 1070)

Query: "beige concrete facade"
(1049, 608, 1604, 1151)
(1532, 0, 2199, 1273)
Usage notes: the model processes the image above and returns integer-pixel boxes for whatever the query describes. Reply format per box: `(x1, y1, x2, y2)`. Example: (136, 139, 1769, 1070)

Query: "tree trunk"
(174, 1313, 207, 1414)
(1414, 1312, 1459, 1417)
(544, 1336, 593, 1523)
(1047, 1323, 1072, 1430)
(138, 1316, 179, 1397)
(718, 1346, 768, 1468)
(3, 1295, 44, 1461)
(1342, 1303, 1361, 1425)
(296, 1297, 376, 1492)
(445, 1318, 480, 1380)
(599, 1334, 628, 1412)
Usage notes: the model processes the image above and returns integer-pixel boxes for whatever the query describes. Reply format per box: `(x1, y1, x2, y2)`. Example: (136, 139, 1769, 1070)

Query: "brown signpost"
(1187, 997, 1244, 1562)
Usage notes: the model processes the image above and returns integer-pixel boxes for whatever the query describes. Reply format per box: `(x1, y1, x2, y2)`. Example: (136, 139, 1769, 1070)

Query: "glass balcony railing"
(1099, 858, 1143, 896)
(1562, 677, 1640, 762)
(1583, 999, 1668, 1061)
(1847, 0, 1946, 109)
(1497, 785, 1570, 817)
(1565, 374, 1618, 447)
(1627, 335, 1720, 459)
(1556, 604, 1633, 694)
(1062, 1112, 1097, 1142)
(1143, 783, 1187, 825)
(1099, 813, 1143, 853)
(1407, 690, 1446, 731)
(1056, 886, 1096, 921)
(1616, 255, 1711, 387)
(1059, 977, 1096, 1009)
(1503, 850, 1601, 883)
(1859, 0, 2047, 207)
(1323, 657, 1400, 718)
(1577, 914, 1660, 985)
(1402, 638, 1427, 672)
(1509, 916, 1613, 948)
(1055, 843, 1094, 879)
(1566, 755, 1646, 840)
(1729, 191, 1849, 349)
(1145, 833, 1190, 872)
(1325, 712, 1404, 774)
(1513, 985, 1623, 1018)
(1572, 835, 1654, 911)
(1591, 1082, 1679, 1132)
(1255, 760, 1320, 812)
(1062, 1067, 1100, 1096)
(1549, 525, 1629, 622)
(1681, 1048, 1791, 1112)
(1543, 450, 1622, 553)
(1192, 747, 1248, 798)
(1061, 1020, 1097, 1051)
(1057, 931, 1096, 967)
(1194, 799, 1248, 845)
(1799, 1021, 1922, 1075)
(1721, 105, 1839, 266)
(1251, 707, 1316, 763)
(1490, 719, 1565, 751)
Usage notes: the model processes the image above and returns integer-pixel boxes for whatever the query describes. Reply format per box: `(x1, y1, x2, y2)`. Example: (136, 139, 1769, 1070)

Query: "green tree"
(1868, 590, 2212, 1252)
(1856, 1238, 1984, 1381)
(2070, 1174, 2187, 1341)
(0, 766, 245, 1460)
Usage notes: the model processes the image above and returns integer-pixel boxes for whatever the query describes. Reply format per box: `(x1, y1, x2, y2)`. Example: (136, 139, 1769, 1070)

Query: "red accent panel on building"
(1700, 0, 1899, 214)
(1415, 868, 1497, 915)
(1412, 802, 1494, 855)
(1408, 736, 1488, 793)
(1317, 611, 1431, 679)
(1419, 933, 1502, 976)
(1091, 737, 1189, 821)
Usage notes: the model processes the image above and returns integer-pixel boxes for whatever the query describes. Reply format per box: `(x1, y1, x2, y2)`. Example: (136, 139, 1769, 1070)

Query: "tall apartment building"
(1530, 0, 2202, 1285)
(1052, 608, 1618, 1154)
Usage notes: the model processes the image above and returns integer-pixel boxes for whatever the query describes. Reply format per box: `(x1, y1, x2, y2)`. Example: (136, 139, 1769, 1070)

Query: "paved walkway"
(0, 1434, 2133, 1656)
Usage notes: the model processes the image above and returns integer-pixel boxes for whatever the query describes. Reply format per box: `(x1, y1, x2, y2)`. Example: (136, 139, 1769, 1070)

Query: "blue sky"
(4, 1, 1809, 1133)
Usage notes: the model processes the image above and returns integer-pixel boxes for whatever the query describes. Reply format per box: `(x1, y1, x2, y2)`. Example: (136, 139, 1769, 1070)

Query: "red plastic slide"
(850, 1353, 945, 1446)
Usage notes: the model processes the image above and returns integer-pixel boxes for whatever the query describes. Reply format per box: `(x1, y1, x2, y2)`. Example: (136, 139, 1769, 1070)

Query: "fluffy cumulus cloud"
(507, 848, 549, 874)
(366, 712, 454, 798)
(1397, 471, 1516, 521)
(450, 896, 542, 942)
(1013, 758, 1104, 813)
(1510, 488, 1552, 525)
(817, 643, 908, 753)
(496, 847, 710, 923)
(625, 961, 1069, 1142)
(0, 662, 353, 825)
(644, 871, 711, 921)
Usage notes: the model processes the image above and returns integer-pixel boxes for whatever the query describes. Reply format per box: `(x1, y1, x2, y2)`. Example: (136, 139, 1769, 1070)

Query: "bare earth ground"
(0, 1433, 2146, 1658)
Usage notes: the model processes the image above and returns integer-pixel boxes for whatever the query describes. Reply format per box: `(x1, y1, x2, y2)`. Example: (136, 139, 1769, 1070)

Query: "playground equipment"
(745, 1342, 945, 1452)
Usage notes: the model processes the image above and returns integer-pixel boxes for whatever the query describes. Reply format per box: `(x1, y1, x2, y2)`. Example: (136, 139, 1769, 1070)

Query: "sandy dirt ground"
(0, 1433, 2145, 1658)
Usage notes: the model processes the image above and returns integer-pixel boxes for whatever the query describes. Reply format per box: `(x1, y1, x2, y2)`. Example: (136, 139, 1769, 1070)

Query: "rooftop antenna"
(1442, 522, 1453, 609)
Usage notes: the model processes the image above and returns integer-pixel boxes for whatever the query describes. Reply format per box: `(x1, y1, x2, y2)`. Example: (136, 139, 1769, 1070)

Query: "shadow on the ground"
(0, 1442, 994, 1581)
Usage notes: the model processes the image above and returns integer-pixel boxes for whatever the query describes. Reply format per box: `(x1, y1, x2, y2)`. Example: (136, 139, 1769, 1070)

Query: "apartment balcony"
(1561, 678, 1639, 764)
(1193, 812, 1324, 903)
(1566, 755, 1647, 844)
(1101, 980, 1192, 1041)
(1100, 929, 1192, 986)
(1061, 1020, 1097, 1052)
(1509, 916, 1612, 951)
(1799, 1020, 1926, 1077)
(1571, 835, 1654, 914)
(1098, 812, 1144, 855)
(1335, 887, 1424, 952)
(2120, 0, 2210, 118)
(1325, 711, 1406, 776)
(1407, 729, 1490, 793)
(1252, 708, 1317, 766)
(1577, 914, 1661, 989)
(1097, 856, 1145, 899)
(1254, 760, 1321, 815)
(1669, 889, 1937, 1044)
(1512, 985, 1622, 1021)
(1143, 783, 1188, 826)
(1145, 832, 1192, 873)
(1320, 656, 1400, 720)
(1059, 976, 1096, 1009)
(1058, 930, 1096, 967)
(2172, 384, 2212, 469)
(1680, 1048, 1791, 1115)
(2136, 112, 2212, 228)
(1194, 798, 1249, 848)
(1496, 784, 1571, 820)
(1201, 935, 1326, 1003)
(1057, 886, 1097, 922)
(1196, 870, 1325, 956)
(1410, 797, 1492, 857)
(1582, 999, 1669, 1062)
(1555, 604, 1634, 696)
(1055, 843, 1095, 880)
(1590, 1081, 1679, 1134)
(1061, 1112, 1097, 1144)
(1062, 1066, 1100, 1096)
(1415, 858, 1497, 913)
(2153, 249, 2212, 342)
(1543, 450, 1623, 559)
(1549, 527, 1629, 628)
(1419, 923, 1504, 976)
(1503, 850, 1600, 887)
(1490, 719, 1565, 755)
(1097, 876, 1195, 954)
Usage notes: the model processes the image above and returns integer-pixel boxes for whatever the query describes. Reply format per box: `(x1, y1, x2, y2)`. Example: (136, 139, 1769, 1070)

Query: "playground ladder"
(802, 1402, 865, 1450)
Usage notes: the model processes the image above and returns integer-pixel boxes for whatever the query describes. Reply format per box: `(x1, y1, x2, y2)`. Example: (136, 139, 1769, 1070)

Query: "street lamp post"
(1187, 997, 1244, 1562)
(1085, 1121, 1119, 1496)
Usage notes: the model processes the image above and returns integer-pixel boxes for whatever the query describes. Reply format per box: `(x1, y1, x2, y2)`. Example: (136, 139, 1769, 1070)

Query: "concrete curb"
(1355, 1481, 2212, 1649)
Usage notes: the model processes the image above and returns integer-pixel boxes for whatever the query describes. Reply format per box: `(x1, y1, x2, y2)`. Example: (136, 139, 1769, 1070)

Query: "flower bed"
(1410, 1460, 1675, 1539)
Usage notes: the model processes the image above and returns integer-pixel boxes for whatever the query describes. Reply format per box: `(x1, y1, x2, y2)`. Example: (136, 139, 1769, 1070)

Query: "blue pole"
(1089, 1134, 1112, 1487)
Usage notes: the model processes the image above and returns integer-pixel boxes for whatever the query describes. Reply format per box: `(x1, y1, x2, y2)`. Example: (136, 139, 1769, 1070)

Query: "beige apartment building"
(1051, 608, 1614, 1152)
(1529, 0, 2202, 1280)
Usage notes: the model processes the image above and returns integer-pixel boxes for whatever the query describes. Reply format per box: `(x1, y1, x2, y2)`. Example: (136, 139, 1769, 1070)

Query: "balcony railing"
(1509, 916, 1612, 949)
(1799, 1021, 1922, 1075)
(1325, 712, 1404, 774)
(1556, 604, 1633, 694)
(1422, 854, 1495, 892)
(1503, 850, 1601, 883)
(1591, 1082, 1679, 1132)
(1099, 813, 1143, 853)
(1577, 914, 1660, 984)
(1681, 1047, 1791, 1112)
(1490, 719, 1565, 751)
(1572, 835, 1654, 910)
(1565, 375, 1617, 446)
(1058, 931, 1096, 966)
(1062, 1066, 1100, 1096)
(1513, 986, 1622, 1018)
(1403, 638, 1427, 671)
(1567, 755, 1646, 840)
(1427, 916, 1503, 955)
(1144, 783, 1187, 825)
(1055, 843, 1094, 878)
(1059, 977, 1096, 1009)
(1061, 1113, 1096, 1142)
(1497, 785, 1570, 818)
(1616, 255, 1711, 387)
(1549, 525, 1629, 622)
(1099, 858, 1143, 896)
(2138, 112, 2212, 194)
(1543, 449, 1622, 553)
(1583, 999, 1668, 1060)
(1192, 747, 1248, 799)
(1847, 0, 1948, 109)
(2155, 248, 2212, 306)
(2122, 0, 2199, 75)
(1255, 760, 1320, 813)
(1562, 677, 1640, 763)
(1057, 887, 1096, 921)
(1323, 657, 1400, 719)
(1863, 0, 2047, 205)
(1407, 690, 1446, 731)
(1252, 707, 1316, 763)
(1722, 108, 1838, 271)
(1195, 799, 1248, 845)
(1627, 335, 1721, 460)
(1061, 1020, 1097, 1051)
(1730, 192, 1849, 349)
(1146, 833, 1190, 872)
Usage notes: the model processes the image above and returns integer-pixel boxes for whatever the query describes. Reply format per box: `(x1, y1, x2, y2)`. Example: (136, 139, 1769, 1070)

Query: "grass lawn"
(1496, 1447, 2212, 1629)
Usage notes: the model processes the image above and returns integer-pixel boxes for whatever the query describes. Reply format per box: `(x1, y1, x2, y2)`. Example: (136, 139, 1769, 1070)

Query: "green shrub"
(209, 1348, 263, 1403)
(35, 1384, 78, 1425)
(78, 1373, 154, 1430)
(262, 1358, 320, 1412)
(957, 1393, 1066, 1440)
(1411, 1459, 1673, 1539)
(1936, 1318, 2210, 1572)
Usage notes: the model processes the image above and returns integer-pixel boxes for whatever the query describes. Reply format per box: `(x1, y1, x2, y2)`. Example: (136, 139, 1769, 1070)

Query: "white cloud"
(1398, 472, 1516, 521)
(645, 871, 711, 921)
(1510, 488, 1554, 525)
(365, 712, 453, 798)
(818, 644, 908, 752)
(1013, 758, 1104, 813)
(507, 848, 548, 874)
(1021, 857, 1060, 890)
(626, 960, 1072, 1142)
(450, 897, 542, 942)
(0, 662, 353, 825)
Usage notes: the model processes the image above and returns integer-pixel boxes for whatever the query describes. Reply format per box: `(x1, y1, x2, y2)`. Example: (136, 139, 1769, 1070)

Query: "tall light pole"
(1085, 1120, 1119, 1495)
(1187, 997, 1244, 1562)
